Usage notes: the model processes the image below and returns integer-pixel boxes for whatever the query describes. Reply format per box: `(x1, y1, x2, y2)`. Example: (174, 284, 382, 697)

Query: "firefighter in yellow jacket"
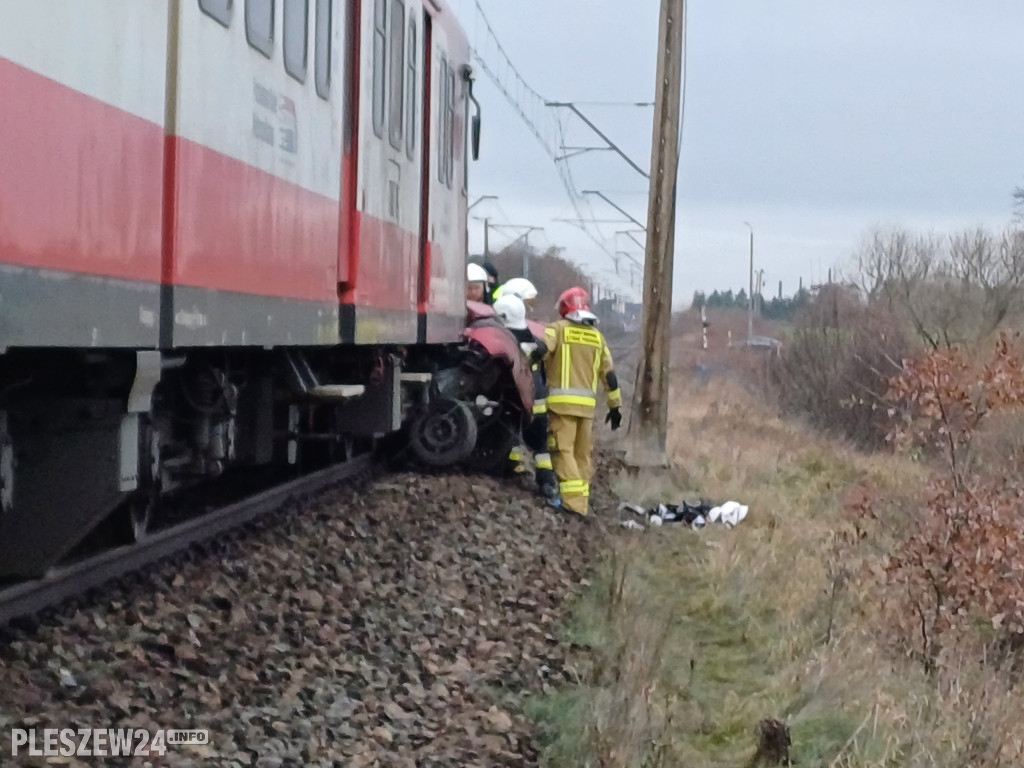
(543, 287, 622, 515)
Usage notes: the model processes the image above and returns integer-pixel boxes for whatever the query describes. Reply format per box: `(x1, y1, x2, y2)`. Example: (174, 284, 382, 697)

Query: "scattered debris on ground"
(617, 499, 749, 530)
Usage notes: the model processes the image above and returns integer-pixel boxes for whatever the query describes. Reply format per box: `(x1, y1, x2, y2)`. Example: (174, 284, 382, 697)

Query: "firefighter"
(482, 262, 500, 304)
(494, 278, 546, 451)
(492, 277, 537, 309)
(542, 287, 622, 516)
(493, 293, 559, 504)
(466, 263, 489, 303)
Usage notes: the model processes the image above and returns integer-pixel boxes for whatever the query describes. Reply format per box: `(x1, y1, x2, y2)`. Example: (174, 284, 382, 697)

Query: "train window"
(199, 0, 233, 27)
(388, 0, 405, 150)
(372, 0, 386, 138)
(314, 0, 331, 98)
(405, 20, 417, 159)
(438, 56, 448, 183)
(445, 65, 455, 187)
(246, 0, 274, 58)
(284, 0, 308, 83)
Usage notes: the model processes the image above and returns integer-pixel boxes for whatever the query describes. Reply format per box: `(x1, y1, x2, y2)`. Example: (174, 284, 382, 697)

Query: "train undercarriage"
(0, 337, 527, 582)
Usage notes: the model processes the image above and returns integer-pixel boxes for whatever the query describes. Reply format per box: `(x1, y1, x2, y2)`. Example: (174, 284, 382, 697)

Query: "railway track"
(0, 453, 374, 625)
(0, 333, 636, 627)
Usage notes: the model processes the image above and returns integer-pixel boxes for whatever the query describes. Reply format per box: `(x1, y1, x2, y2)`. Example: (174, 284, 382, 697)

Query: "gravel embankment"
(0, 466, 616, 767)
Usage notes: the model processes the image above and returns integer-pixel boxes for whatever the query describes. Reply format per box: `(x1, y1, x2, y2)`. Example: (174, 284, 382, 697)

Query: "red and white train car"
(0, 0, 479, 578)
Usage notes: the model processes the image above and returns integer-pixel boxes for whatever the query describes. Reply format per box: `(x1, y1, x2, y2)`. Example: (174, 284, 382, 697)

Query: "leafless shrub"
(850, 226, 1024, 349)
(770, 285, 911, 448)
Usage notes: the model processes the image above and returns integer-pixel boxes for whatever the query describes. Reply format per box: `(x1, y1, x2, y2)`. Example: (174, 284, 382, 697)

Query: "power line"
(469, 0, 635, 297)
(565, 101, 656, 108)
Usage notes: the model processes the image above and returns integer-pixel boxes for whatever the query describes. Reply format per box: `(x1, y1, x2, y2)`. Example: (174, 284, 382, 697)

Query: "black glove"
(530, 340, 548, 364)
(605, 407, 622, 431)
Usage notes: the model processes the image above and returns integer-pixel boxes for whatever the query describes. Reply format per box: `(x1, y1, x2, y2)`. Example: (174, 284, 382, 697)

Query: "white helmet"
(500, 277, 538, 302)
(493, 294, 528, 330)
(467, 263, 488, 283)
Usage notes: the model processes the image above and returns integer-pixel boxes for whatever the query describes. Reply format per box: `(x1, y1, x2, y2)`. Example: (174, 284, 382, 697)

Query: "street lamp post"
(743, 221, 754, 341)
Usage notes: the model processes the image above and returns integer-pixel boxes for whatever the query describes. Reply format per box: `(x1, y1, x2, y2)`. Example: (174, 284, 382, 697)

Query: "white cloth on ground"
(707, 501, 748, 527)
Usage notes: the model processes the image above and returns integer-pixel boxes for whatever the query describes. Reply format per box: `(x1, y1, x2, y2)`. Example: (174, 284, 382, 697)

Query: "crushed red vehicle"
(405, 301, 535, 472)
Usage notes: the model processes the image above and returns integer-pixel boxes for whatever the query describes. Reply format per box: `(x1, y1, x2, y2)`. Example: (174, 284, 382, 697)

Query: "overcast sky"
(448, 0, 1024, 305)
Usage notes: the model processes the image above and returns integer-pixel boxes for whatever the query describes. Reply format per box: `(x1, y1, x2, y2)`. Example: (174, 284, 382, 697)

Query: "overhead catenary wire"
(565, 101, 656, 108)
(466, 2, 689, 304)
(468, 0, 635, 299)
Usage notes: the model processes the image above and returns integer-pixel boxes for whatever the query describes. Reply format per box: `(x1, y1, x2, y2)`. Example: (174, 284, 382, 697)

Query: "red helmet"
(557, 287, 590, 318)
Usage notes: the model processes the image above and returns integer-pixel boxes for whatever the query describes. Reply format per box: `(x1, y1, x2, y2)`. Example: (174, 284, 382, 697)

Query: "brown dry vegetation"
(529, 323, 1024, 766)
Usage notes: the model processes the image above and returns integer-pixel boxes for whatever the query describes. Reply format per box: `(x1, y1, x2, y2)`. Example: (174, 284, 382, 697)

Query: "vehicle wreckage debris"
(618, 499, 750, 531)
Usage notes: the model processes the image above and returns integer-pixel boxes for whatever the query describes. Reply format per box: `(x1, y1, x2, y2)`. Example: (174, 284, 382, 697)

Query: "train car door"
(416, 11, 433, 342)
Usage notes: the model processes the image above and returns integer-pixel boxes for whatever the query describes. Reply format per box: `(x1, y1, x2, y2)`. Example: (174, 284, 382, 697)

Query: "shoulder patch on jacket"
(563, 326, 603, 348)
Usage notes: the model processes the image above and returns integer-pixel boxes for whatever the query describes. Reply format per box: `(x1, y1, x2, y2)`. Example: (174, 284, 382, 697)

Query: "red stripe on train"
(0, 57, 163, 283)
(348, 210, 420, 311)
(0, 57, 454, 314)
(167, 137, 340, 302)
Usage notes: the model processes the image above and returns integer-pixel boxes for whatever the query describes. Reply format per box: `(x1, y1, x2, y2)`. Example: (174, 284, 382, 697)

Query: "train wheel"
(408, 399, 478, 467)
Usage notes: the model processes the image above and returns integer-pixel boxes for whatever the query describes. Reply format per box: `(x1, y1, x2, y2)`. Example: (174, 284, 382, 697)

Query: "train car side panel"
(0, 2, 167, 347)
(344, 0, 424, 344)
(166, 0, 345, 346)
(422, 7, 469, 344)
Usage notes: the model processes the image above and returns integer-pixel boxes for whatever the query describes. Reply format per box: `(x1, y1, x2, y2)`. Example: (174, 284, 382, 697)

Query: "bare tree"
(949, 226, 1024, 334)
(850, 226, 1024, 349)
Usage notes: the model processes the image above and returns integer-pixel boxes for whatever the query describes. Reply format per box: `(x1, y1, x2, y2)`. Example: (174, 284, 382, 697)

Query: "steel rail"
(0, 454, 374, 625)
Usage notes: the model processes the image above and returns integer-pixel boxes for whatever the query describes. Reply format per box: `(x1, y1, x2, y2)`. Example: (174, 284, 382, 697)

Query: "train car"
(0, 0, 481, 579)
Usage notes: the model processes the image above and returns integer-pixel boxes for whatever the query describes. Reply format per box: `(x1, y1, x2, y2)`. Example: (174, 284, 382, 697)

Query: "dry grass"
(530, 374, 1024, 767)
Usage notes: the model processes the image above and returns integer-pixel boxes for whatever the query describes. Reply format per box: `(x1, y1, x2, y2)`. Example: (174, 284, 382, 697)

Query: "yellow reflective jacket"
(542, 319, 621, 418)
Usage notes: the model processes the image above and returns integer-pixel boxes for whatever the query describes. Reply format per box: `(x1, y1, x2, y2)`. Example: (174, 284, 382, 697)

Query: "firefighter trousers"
(524, 413, 556, 493)
(508, 415, 556, 494)
(547, 411, 594, 515)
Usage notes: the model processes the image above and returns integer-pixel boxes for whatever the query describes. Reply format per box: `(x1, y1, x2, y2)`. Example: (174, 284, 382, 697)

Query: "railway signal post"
(626, 0, 685, 467)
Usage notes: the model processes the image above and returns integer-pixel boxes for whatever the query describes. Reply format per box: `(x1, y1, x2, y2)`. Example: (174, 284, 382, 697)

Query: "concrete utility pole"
(520, 227, 541, 279)
(743, 221, 753, 340)
(626, 0, 685, 466)
(756, 268, 765, 317)
(483, 218, 491, 259)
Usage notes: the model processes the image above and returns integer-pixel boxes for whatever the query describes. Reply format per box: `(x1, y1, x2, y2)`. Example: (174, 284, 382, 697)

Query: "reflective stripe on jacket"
(530, 361, 548, 414)
(543, 320, 621, 418)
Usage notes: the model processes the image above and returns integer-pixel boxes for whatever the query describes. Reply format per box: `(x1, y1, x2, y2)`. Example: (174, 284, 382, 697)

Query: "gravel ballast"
(0, 467, 612, 767)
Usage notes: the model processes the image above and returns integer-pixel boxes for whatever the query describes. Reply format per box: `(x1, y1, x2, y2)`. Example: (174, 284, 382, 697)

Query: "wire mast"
(626, 0, 685, 466)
